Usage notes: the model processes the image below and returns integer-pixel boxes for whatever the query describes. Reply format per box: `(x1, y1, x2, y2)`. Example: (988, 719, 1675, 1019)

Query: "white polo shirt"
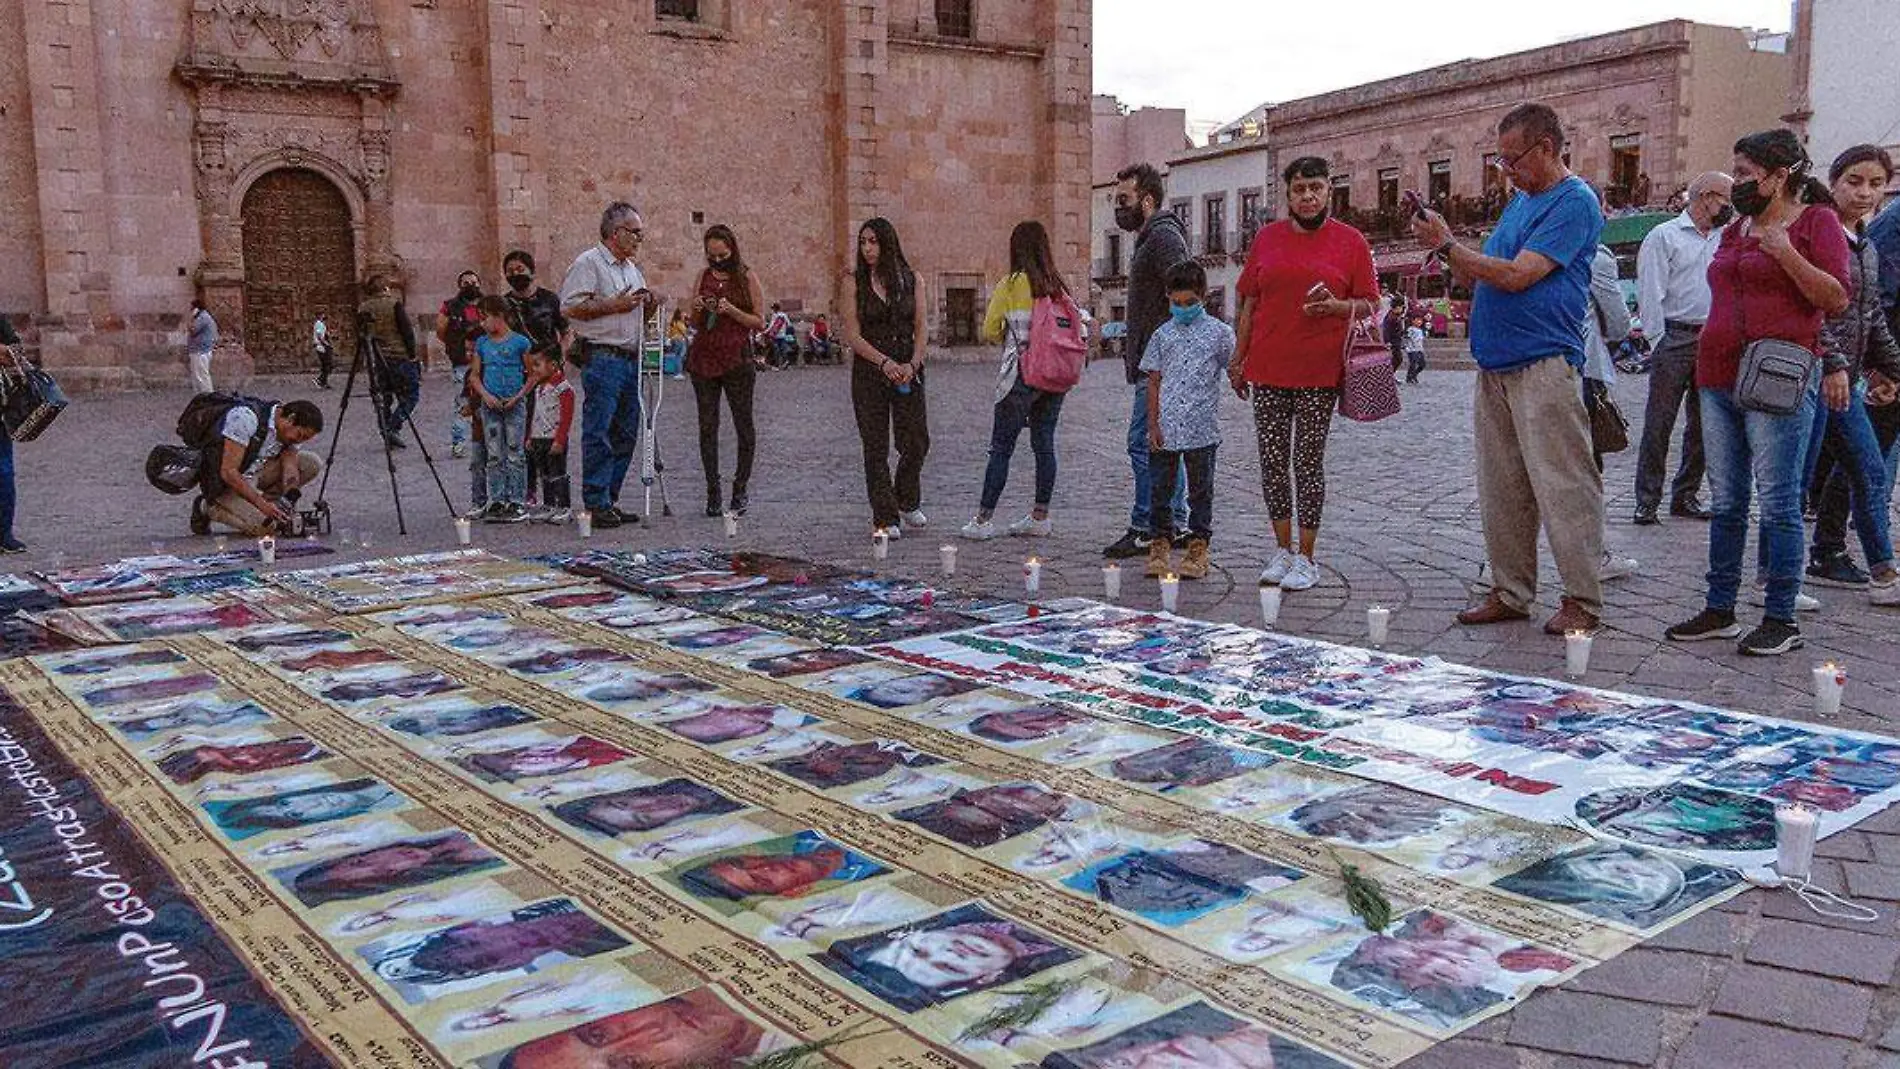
(560, 244, 647, 350)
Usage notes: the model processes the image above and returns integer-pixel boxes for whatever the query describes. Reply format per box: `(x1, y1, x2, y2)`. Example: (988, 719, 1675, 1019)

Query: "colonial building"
(1787, 0, 1900, 180)
(4, 0, 1092, 385)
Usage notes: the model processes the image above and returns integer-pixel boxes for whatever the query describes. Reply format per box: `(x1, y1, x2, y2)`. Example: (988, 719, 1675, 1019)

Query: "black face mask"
(1730, 180, 1773, 218)
(1710, 204, 1737, 228)
(506, 273, 533, 292)
(1114, 205, 1147, 233)
(708, 257, 737, 274)
(1293, 209, 1329, 232)
(458, 284, 480, 301)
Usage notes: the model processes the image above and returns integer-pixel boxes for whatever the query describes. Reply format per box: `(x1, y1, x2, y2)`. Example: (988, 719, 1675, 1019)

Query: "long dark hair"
(701, 224, 754, 314)
(855, 217, 914, 307)
(1734, 129, 1834, 207)
(1008, 221, 1068, 300)
(1829, 144, 1896, 184)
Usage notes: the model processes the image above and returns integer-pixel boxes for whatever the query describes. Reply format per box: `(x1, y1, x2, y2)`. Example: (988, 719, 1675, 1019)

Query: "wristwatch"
(1433, 239, 1456, 260)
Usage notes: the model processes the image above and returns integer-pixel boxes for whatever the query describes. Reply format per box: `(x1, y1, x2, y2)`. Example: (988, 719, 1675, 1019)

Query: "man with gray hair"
(560, 202, 653, 529)
(1631, 170, 1733, 525)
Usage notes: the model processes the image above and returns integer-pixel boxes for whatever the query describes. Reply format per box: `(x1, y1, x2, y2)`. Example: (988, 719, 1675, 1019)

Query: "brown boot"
(1144, 536, 1173, 578)
(1178, 538, 1210, 580)
(1456, 592, 1531, 626)
(1543, 597, 1601, 635)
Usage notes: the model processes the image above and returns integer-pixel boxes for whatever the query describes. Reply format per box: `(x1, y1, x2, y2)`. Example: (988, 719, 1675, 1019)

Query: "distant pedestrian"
(186, 298, 218, 394)
(1143, 261, 1235, 581)
(686, 224, 766, 518)
(437, 270, 485, 459)
(0, 314, 24, 552)
(560, 202, 653, 529)
(1103, 162, 1190, 561)
(1412, 102, 1605, 636)
(1665, 129, 1852, 657)
(1384, 293, 1408, 372)
(358, 274, 420, 450)
(665, 310, 689, 378)
(1404, 320, 1427, 383)
(766, 303, 796, 370)
(313, 313, 335, 389)
(841, 217, 930, 536)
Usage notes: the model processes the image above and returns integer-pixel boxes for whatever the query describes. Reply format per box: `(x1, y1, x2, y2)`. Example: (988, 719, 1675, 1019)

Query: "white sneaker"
(960, 518, 998, 541)
(901, 509, 928, 529)
(1008, 514, 1053, 537)
(1600, 551, 1640, 582)
(880, 524, 902, 540)
(462, 503, 491, 521)
(542, 508, 572, 525)
(1872, 575, 1900, 606)
(1281, 555, 1320, 592)
(1747, 582, 1821, 612)
(1259, 548, 1295, 586)
(451, 443, 469, 459)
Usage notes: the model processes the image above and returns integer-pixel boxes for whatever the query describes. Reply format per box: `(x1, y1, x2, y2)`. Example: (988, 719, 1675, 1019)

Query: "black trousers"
(692, 363, 757, 500)
(1814, 399, 1900, 557)
(850, 366, 930, 529)
(1633, 325, 1706, 511)
(316, 344, 335, 386)
(525, 439, 570, 509)
(1151, 444, 1216, 542)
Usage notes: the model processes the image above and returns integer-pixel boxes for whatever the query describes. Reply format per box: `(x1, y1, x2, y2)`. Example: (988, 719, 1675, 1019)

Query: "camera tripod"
(310, 324, 456, 537)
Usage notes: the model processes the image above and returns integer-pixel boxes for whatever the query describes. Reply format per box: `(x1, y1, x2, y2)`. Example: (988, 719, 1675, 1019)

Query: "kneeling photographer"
(186, 396, 326, 536)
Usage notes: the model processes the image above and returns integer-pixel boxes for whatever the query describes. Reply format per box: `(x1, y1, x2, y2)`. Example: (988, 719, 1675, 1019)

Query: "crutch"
(638, 303, 674, 518)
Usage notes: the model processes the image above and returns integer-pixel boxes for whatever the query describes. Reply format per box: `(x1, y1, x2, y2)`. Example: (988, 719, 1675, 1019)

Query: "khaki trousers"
(1474, 357, 1604, 615)
(210, 451, 321, 534)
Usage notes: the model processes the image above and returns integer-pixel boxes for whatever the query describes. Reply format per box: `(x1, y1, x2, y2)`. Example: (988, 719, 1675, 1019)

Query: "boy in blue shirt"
(1140, 261, 1236, 581)
(470, 296, 533, 523)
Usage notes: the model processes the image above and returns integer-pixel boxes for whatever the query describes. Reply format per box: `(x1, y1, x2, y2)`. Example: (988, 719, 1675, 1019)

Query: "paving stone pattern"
(23, 358, 1900, 1067)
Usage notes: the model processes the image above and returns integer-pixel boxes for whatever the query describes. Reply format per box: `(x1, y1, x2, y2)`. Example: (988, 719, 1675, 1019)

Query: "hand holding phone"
(1305, 282, 1335, 304)
(1402, 190, 1427, 220)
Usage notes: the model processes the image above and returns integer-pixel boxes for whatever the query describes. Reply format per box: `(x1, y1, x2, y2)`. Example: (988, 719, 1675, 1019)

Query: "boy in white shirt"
(526, 347, 576, 523)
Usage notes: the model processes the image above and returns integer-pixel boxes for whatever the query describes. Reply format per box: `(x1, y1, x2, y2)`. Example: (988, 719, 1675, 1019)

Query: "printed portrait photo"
(275, 831, 506, 908)
(571, 666, 718, 708)
(1062, 841, 1304, 927)
(477, 986, 778, 1069)
(276, 647, 403, 674)
(895, 783, 1075, 848)
(82, 670, 223, 710)
(46, 646, 185, 676)
(660, 704, 815, 745)
(359, 897, 632, 1003)
(229, 626, 353, 653)
(156, 736, 332, 784)
(815, 903, 1081, 1013)
(663, 831, 888, 915)
(550, 779, 744, 838)
(1040, 1000, 1349, 1069)
(384, 700, 539, 739)
(744, 646, 873, 679)
(204, 776, 404, 841)
(845, 671, 982, 711)
(1281, 784, 1472, 848)
(456, 736, 632, 783)
(1108, 738, 1277, 792)
(766, 739, 945, 790)
(1575, 784, 1778, 853)
(1202, 889, 1362, 963)
(499, 645, 631, 677)
(105, 698, 272, 739)
(320, 669, 461, 705)
(962, 704, 1086, 746)
(1493, 842, 1744, 929)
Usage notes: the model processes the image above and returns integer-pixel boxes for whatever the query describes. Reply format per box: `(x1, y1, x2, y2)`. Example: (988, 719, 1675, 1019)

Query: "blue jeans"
(468, 435, 487, 508)
(1701, 384, 1817, 621)
(1126, 386, 1188, 534)
(0, 433, 15, 542)
(980, 378, 1065, 513)
(379, 359, 420, 436)
(450, 365, 471, 447)
(580, 352, 642, 510)
(1808, 382, 1894, 571)
(481, 404, 528, 506)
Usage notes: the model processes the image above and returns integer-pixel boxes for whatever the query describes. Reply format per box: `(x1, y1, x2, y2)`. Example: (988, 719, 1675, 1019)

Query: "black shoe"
(704, 492, 723, 518)
(730, 487, 748, 517)
(1631, 508, 1660, 526)
(0, 538, 26, 554)
(384, 432, 407, 450)
(1665, 608, 1741, 642)
(190, 495, 212, 536)
(610, 506, 639, 525)
(1807, 552, 1870, 589)
(1738, 618, 1804, 657)
(591, 507, 624, 530)
(1103, 529, 1152, 559)
(1670, 499, 1711, 520)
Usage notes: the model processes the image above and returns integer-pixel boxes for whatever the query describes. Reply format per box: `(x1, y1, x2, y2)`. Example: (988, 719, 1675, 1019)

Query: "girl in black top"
(841, 218, 930, 535)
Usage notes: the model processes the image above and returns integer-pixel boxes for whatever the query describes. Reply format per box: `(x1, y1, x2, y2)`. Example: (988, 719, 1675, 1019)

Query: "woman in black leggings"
(841, 218, 930, 536)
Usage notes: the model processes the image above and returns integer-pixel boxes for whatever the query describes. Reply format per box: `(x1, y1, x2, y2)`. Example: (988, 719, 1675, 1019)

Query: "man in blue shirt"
(1413, 103, 1605, 635)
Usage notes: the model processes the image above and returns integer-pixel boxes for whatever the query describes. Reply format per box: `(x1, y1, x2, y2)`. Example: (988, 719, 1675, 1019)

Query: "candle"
(257, 536, 276, 565)
(1565, 629, 1593, 678)
(454, 517, 472, 546)
(723, 511, 739, 539)
(1366, 605, 1391, 648)
(1024, 557, 1042, 597)
(576, 510, 593, 538)
(1813, 663, 1845, 716)
(871, 529, 890, 561)
(1159, 573, 1179, 613)
(940, 544, 958, 577)
(1259, 584, 1282, 627)
(1102, 563, 1122, 602)
(213, 534, 228, 553)
(1775, 804, 1818, 880)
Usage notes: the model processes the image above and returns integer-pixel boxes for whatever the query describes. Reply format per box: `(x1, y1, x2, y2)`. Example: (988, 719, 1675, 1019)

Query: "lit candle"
(940, 544, 958, 577)
(257, 535, 276, 565)
(576, 510, 593, 539)
(1775, 804, 1818, 880)
(1565, 629, 1593, 678)
(213, 534, 228, 553)
(1102, 563, 1122, 602)
(1259, 584, 1281, 627)
(871, 528, 890, 561)
(454, 517, 472, 546)
(1366, 605, 1391, 648)
(723, 511, 739, 539)
(1024, 557, 1042, 597)
(1813, 662, 1846, 716)
(1159, 573, 1179, 613)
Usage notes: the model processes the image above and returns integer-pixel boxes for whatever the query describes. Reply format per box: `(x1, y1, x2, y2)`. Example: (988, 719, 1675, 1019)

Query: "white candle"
(1159, 573, 1179, 613)
(257, 536, 276, 564)
(1775, 804, 1819, 880)
(453, 518, 472, 546)
(1259, 584, 1281, 627)
(1024, 557, 1042, 597)
(871, 529, 890, 561)
(1565, 629, 1593, 678)
(723, 511, 739, 539)
(940, 544, 957, 577)
(1102, 563, 1122, 602)
(1813, 663, 1845, 716)
(1366, 605, 1390, 647)
(576, 510, 593, 539)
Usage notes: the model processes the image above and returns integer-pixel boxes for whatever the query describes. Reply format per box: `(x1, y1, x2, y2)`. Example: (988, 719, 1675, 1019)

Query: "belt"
(1662, 320, 1705, 333)
(581, 341, 638, 358)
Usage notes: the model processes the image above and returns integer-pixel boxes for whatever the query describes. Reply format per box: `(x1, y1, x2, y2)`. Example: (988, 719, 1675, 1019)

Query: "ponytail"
(1734, 128, 1832, 206)
(1793, 171, 1835, 207)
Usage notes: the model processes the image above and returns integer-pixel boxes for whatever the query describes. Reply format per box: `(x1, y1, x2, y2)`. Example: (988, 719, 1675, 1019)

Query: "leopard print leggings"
(1252, 386, 1339, 530)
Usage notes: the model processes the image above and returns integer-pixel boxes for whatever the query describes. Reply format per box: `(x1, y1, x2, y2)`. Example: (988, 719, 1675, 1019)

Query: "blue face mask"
(1170, 303, 1205, 325)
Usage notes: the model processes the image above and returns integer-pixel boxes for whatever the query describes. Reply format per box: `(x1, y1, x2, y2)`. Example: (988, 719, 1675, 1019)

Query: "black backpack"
(159, 392, 273, 494)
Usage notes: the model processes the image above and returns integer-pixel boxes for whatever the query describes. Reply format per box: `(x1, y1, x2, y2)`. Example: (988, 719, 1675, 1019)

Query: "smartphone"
(1402, 190, 1427, 219)
(1306, 282, 1335, 303)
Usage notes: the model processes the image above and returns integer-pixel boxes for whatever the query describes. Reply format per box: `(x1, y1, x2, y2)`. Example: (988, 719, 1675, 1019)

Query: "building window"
(1378, 169, 1400, 216)
(1106, 233, 1123, 277)
(945, 287, 978, 345)
(656, 0, 698, 20)
(1330, 174, 1352, 218)
(1428, 160, 1452, 208)
(1240, 190, 1262, 248)
(1610, 134, 1643, 208)
(1482, 154, 1506, 214)
(1204, 197, 1227, 255)
(934, 0, 974, 38)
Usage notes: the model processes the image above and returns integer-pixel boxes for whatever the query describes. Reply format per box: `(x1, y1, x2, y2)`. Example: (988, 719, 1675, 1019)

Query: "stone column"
(480, 0, 551, 264)
(1040, 0, 1095, 291)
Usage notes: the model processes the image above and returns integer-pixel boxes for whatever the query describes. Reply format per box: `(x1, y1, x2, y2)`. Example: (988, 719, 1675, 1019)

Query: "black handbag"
(1586, 382, 1631, 454)
(1726, 237, 1819, 416)
(0, 345, 66, 442)
(146, 444, 205, 495)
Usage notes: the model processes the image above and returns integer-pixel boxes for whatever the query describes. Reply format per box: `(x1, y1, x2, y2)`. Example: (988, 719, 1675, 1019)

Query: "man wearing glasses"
(1631, 172, 1734, 525)
(1413, 103, 1606, 636)
(561, 202, 654, 529)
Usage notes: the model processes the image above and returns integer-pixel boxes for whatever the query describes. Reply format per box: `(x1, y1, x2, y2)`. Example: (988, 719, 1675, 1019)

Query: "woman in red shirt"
(1667, 130, 1852, 656)
(686, 225, 768, 518)
(1229, 156, 1380, 592)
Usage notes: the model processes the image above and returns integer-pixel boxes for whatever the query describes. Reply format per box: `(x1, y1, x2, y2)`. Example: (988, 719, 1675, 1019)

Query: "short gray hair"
(1499, 103, 1566, 152)
(599, 202, 641, 242)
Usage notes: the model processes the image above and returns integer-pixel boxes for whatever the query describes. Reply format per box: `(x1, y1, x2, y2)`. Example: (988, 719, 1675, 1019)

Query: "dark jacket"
(1122, 211, 1191, 383)
(1820, 228, 1900, 383)
(0, 314, 17, 347)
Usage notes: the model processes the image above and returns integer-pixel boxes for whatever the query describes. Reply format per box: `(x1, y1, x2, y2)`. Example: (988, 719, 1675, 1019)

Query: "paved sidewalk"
(19, 358, 1900, 1067)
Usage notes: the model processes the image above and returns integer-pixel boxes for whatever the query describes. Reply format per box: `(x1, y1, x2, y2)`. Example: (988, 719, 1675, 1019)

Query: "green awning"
(1600, 212, 1675, 248)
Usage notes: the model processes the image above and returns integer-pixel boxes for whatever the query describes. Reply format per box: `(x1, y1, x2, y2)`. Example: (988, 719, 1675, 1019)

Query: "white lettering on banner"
(0, 844, 51, 931)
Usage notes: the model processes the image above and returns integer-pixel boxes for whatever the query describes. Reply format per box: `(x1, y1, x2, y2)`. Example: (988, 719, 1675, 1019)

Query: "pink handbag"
(1338, 312, 1401, 422)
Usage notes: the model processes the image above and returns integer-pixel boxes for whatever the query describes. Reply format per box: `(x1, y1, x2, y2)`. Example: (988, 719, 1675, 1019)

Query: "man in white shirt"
(196, 399, 325, 535)
(313, 313, 334, 389)
(560, 201, 653, 529)
(1632, 171, 1732, 525)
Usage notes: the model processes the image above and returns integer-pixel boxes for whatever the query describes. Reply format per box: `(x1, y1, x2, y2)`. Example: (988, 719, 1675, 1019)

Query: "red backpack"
(1021, 293, 1088, 393)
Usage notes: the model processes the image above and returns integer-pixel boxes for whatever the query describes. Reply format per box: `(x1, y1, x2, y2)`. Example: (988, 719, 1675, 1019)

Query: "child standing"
(525, 347, 576, 523)
(470, 296, 532, 523)
(1141, 261, 1235, 581)
(1404, 318, 1428, 384)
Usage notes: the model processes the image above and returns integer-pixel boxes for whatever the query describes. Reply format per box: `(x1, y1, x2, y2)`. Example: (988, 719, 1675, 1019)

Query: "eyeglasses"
(1494, 139, 1547, 174)
(614, 225, 645, 240)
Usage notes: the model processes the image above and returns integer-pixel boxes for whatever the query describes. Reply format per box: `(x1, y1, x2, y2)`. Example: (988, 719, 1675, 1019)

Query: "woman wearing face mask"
(842, 218, 931, 537)
(1227, 156, 1380, 593)
(1803, 146, 1900, 604)
(1667, 129, 1853, 656)
(499, 251, 569, 357)
(685, 225, 766, 517)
